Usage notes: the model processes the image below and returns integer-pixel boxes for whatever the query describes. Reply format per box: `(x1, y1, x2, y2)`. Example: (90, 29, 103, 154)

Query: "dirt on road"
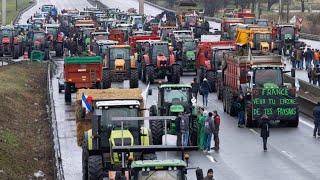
(0, 62, 53, 179)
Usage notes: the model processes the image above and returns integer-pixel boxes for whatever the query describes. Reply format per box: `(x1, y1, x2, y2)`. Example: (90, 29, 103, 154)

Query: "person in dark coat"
(203, 168, 214, 180)
(236, 94, 245, 128)
(200, 78, 210, 107)
(175, 112, 183, 146)
(191, 77, 200, 100)
(259, 114, 270, 152)
(305, 48, 314, 70)
(313, 102, 320, 138)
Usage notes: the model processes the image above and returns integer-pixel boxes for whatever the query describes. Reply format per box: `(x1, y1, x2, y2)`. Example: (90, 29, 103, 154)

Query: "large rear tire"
(13, 45, 19, 59)
(223, 89, 227, 112)
(56, 43, 63, 57)
(88, 155, 104, 180)
(190, 116, 198, 146)
(45, 48, 50, 60)
(206, 70, 216, 93)
(65, 82, 71, 102)
(102, 69, 111, 89)
(171, 64, 181, 84)
(216, 72, 222, 100)
(287, 119, 299, 127)
(129, 68, 139, 88)
(197, 66, 205, 84)
(137, 61, 142, 80)
(245, 101, 253, 128)
(82, 148, 89, 180)
(150, 120, 163, 145)
(146, 66, 154, 84)
(177, 60, 183, 76)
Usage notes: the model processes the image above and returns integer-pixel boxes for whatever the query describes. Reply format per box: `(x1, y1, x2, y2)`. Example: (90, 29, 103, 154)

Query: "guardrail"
(298, 33, 320, 41)
(13, 0, 37, 24)
(0, 57, 20, 66)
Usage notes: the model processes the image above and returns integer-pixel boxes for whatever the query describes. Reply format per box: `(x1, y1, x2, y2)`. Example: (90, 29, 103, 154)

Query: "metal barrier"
(299, 33, 320, 41)
(13, 0, 37, 24)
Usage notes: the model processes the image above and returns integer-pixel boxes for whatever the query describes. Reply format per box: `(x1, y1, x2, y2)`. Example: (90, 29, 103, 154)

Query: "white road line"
(249, 128, 259, 135)
(281, 151, 295, 159)
(206, 155, 217, 162)
(299, 119, 314, 128)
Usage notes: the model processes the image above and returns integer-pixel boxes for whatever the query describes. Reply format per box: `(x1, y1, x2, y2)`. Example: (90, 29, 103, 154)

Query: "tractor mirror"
(204, 51, 208, 57)
(195, 168, 204, 180)
(80, 107, 86, 119)
(148, 89, 152, 95)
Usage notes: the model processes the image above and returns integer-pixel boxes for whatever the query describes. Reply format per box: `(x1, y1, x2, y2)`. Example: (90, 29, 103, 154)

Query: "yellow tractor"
(102, 45, 139, 88)
(235, 24, 275, 51)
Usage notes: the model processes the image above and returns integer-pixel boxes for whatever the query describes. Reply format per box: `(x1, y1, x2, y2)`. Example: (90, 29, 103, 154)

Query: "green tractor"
(81, 99, 156, 180)
(175, 39, 197, 75)
(149, 84, 199, 145)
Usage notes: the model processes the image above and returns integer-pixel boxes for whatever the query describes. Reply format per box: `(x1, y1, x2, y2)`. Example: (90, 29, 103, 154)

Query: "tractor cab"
(30, 31, 47, 49)
(107, 8, 121, 14)
(159, 26, 177, 41)
(104, 45, 131, 73)
(130, 15, 144, 30)
(44, 24, 60, 40)
(91, 31, 110, 41)
(0, 27, 15, 44)
(148, 41, 171, 66)
(116, 24, 133, 42)
(93, 39, 118, 57)
(41, 4, 54, 13)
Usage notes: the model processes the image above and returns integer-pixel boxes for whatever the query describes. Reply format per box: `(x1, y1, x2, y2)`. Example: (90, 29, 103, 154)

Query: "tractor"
(44, 24, 64, 57)
(0, 26, 20, 59)
(141, 41, 181, 84)
(149, 84, 199, 145)
(81, 98, 157, 179)
(175, 38, 197, 75)
(92, 39, 118, 58)
(102, 45, 139, 89)
(27, 30, 50, 60)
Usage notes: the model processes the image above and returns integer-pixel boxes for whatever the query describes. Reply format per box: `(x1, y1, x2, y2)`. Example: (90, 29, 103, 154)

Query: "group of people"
(191, 77, 211, 107)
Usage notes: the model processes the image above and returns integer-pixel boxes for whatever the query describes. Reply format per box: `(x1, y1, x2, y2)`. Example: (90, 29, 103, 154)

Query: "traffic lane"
(52, 0, 92, 12)
(100, 0, 163, 16)
(300, 38, 320, 50)
(18, 0, 51, 24)
(51, 58, 82, 180)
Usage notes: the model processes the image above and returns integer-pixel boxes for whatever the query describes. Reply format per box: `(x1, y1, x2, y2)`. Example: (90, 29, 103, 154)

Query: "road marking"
(249, 128, 259, 135)
(299, 119, 314, 128)
(281, 151, 295, 159)
(206, 155, 217, 162)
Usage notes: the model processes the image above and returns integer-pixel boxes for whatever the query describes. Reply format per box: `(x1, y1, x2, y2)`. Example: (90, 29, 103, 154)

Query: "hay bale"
(76, 88, 144, 146)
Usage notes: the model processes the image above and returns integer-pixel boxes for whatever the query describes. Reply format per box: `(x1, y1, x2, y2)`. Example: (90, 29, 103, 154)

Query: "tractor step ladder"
(89, 69, 97, 87)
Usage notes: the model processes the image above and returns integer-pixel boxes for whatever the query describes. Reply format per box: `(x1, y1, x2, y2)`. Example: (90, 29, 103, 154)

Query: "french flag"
(82, 93, 93, 114)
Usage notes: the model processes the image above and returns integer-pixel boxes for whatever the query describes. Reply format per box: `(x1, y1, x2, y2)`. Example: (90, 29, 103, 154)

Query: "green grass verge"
(0, 0, 31, 25)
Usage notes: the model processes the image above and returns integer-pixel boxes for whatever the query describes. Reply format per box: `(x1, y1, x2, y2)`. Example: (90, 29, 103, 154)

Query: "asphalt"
(17, 0, 320, 179)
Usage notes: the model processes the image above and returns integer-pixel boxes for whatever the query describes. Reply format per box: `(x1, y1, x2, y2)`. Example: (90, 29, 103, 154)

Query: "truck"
(220, 17, 244, 40)
(149, 84, 199, 145)
(195, 40, 236, 92)
(64, 56, 103, 102)
(219, 50, 299, 127)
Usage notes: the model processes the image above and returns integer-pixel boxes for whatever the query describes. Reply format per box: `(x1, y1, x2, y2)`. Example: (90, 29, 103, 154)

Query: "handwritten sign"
(252, 88, 298, 121)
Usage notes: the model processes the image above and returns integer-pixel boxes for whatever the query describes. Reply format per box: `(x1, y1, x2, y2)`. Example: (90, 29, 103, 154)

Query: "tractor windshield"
(133, 17, 143, 25)
(33, 33, 45, 44)
(182, 41, 196, 51)
(185, 16, 197, 23)
(254, 33, 271, 43)
(0, 29, 13, 38)
(281, 26, 294, 40)
(212, 50, 225, 69)
(47, 28, 57, 38)
(41, 6, 53, 13)
(152, 44, 169, 59)
(244, 18, 255, 24)
(254, 69, 283, 87)
(138, 170, 179, 180)
(110, 48, 130, 60)
(163, 88, 190, 105)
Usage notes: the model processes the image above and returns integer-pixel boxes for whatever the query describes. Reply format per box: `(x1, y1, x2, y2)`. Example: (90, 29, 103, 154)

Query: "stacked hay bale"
(76, 88, 144, 146)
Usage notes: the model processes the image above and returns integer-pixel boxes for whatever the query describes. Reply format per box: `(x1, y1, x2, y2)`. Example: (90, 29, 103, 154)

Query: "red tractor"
(141, 41, 181, 84)
(44, 24, 64, 57)
(0, 27, 20, 59)
(196, 41, 236, 92)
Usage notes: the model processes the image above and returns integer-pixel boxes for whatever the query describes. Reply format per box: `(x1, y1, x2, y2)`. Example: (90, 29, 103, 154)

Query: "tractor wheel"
(190, 117, 198, 146)
(88, 155, 104, 180)
(197, 66, 205, 84)
(28, 47, 31, 58)
(102, 69, 111, 89)
(177, 60, 183, 76)
(245, 102, 253, 128)
(95, 82, 102, 89)
(137, 61, 142, 80)
(142, 65, 146, 82)
(45, 48, 50, 60)
(146, 66, 154, 84)
(149, 105, 157, 116)
(64, 82, 72, 102)
(216, 73, 222, 100)
(171, 64, 180, 84)
(56, 43, 63, 57)
(0, 53, 3, 57)
(13, 45, 19, 59)
(287, 119, 299, 127)
(223, 89, 227, 112)
(150, 120, 163, 145)
(129, 68, 139, 88)
(82, 148, 89, 180)
(206, 70, 216, 93)
(230, 95, 237, 117)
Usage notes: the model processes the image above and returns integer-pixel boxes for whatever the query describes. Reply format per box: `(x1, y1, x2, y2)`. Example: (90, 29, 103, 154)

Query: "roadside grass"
(0, 0, 30, 25)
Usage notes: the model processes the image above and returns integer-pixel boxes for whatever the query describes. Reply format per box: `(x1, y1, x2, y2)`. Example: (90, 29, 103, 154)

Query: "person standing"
(203, 169, 214, 180)
(316, 65, 320, 86)
(296, 48, 302, 69)
(308, 64, 314, 83)
(313, 49, 319, 67)
(313, 102, 320, 138)
(181, 110, 190, 146)
(203, 112, 214, 153)
(200, 78, 210, 107)
(305, 48, 314, 70)
(212, 110, 220, 151)
(197, 108, 207, 149)
(175, 112, 183, 146)
(259, 114, 270, 152)
(191, 77, 200, 101)
(311, 65, 318, 85)
(236, 94, 245, 128)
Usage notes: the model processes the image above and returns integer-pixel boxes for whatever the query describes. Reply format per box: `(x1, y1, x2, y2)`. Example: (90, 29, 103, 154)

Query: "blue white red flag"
(82, 93, 93, 114)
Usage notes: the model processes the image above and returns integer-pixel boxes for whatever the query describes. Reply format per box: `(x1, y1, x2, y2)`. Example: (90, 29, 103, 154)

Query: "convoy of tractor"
(16, 2, 304, 179)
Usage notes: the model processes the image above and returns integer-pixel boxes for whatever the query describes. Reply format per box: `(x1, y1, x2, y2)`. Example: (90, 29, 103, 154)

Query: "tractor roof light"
(128, 156, 133, 161)
(184, 154, 190, 160)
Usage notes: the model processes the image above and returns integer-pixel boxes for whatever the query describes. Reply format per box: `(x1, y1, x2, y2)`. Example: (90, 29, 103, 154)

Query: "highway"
(17, 0, 320, 179)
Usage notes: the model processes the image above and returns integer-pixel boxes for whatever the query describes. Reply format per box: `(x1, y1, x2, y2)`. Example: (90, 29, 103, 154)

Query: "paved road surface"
(19, 0, 320, 179)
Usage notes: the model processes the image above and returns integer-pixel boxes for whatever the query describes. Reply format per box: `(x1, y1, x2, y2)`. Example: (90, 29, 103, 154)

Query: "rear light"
(68, 79, 72, 82)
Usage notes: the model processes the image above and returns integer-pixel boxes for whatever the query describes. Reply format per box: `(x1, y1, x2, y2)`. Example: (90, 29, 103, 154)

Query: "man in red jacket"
(211, 110, 220, 151)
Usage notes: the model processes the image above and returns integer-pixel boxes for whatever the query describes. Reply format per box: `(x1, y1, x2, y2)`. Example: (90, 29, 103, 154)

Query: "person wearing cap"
(181, 110, 190, 146)
(313, 102, 320, 138)
(203, 168, 214, 180)
(259, 114, 270, 151)
(200, 78, 210, 107)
